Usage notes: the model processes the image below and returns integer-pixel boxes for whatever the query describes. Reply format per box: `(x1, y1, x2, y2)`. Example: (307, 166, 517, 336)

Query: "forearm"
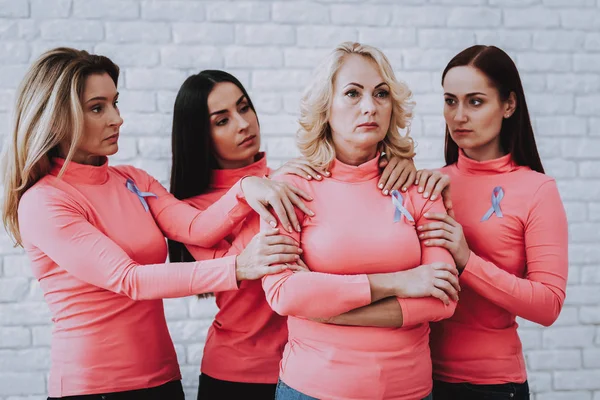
(262, 270, 373, 319)
(461, 252, 565, 326)
(325, 297, 404, 327)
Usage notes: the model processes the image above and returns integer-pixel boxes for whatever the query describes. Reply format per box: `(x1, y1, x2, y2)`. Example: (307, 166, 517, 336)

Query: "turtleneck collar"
(328, 153, 380, 183)
(211, 152, 269, 189)
(51, 157, 110, 185)
(456, 150, 519, 176)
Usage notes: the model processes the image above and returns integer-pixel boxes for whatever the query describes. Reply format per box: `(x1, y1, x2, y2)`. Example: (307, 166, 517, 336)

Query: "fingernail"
(417, 225, 423, 230)
(298, 248, 303, 253)
(423, 192, 429, 198)
(414, 180, 419, 185)
(419, 234, 424, 238)
(295, 255, 299, 259)
(288, 225, 293, 233)
(424, 213, 430, 218)
(378, 183, 384, 189)
(317, 175, 322, 180)
(296, 224, 301, 232)
(430, 194, 437, 200)
(307, 175, 312, 180)
(269, 221, 277, 228)
(309, 211, 315, 216)
(402, 187, 407, 192)
(418, 187, 423, 193)
(383, 189, 389, 195)
(325, 171, 330, 176)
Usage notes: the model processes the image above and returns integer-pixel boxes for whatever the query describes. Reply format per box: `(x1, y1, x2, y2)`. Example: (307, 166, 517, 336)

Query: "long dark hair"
(168, 70, 258, 264)
(441, 45, 544, 174)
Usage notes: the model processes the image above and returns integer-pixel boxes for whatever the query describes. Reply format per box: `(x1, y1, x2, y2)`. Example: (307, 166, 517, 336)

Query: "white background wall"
(0, 0, 599, 399)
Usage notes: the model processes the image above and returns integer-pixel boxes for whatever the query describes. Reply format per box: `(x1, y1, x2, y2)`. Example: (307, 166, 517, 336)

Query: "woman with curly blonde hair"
(258, 42, 460, 400)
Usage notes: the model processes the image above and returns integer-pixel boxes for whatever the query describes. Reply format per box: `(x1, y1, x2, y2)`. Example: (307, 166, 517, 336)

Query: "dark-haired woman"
(2, 48, 317, 400)
(167, 69, 439, 399)
(416, 45, 568, 400)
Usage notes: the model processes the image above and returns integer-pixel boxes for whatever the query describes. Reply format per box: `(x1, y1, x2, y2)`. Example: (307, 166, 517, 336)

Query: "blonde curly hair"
(297, 42, 415, 169)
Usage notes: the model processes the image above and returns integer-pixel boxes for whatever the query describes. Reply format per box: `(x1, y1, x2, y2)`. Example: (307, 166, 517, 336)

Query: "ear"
(504, 92, 517, 119)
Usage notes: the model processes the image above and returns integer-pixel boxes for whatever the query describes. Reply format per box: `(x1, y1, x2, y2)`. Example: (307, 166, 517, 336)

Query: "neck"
(462, 140, 505, 162)
(216, 154, 256, 170)
(58, 143, 103, 166)
(334, 144, 378, 167)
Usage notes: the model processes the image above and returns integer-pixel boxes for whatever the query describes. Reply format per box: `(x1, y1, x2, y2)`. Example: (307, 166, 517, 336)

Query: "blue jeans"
(275, 379, 432, 400)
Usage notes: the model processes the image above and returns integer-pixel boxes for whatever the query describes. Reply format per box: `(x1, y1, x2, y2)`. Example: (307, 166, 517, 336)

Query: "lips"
(105, 133, 119, 141)
(358, 122, 379, 128)
(453, 129, 472, 135)
(239, 135, 256, 146)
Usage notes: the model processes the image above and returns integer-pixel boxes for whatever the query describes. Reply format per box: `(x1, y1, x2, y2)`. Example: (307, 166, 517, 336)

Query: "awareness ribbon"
(391, 190, 414, 223)
(126, 178, 158, 212)
(481, 186, 504, 222)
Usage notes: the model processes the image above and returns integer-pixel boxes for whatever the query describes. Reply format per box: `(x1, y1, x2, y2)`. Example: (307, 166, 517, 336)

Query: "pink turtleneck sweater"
(260, 156, 457, 400)
(17, 158, 253, 397)
(183, 154, 288, 384)
(430, 151, 568, 384)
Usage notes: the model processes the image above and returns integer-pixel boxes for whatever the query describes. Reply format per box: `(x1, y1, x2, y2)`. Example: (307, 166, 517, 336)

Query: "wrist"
(456, 250, 471, 272)
(234, 255, 244, 281)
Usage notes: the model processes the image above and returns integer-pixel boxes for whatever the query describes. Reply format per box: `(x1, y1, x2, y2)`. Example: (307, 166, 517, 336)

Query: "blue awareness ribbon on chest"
(126, 178, 158, 212)
(391, 190, 415, 223)
(481, 186, 504, 222)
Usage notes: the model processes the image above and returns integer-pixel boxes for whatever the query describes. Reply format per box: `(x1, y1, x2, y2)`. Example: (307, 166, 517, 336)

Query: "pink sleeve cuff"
(190, 255, 239, 294)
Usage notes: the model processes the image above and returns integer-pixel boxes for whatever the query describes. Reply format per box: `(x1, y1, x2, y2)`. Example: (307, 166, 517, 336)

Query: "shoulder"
(18, 178, 85, 228)
(111, 164, 159, 191)
(403, 185, 445, 218)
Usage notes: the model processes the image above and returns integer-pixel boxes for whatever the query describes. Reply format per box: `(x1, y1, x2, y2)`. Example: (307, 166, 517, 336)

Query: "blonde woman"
(255, 42, 459, 400)
(1, 48, 312, 399)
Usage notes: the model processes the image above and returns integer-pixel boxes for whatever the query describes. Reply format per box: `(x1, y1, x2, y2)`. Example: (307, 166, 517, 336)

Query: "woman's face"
(328, 54, 392, 161)
(443, 65, 515, 159)
(63, 72, 123, 165)
(207, 82, 260, 169)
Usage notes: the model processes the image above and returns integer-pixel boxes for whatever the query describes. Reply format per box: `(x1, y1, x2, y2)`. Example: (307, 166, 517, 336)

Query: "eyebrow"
(444, 92, 487, 97)
(344, 82, 389, 89)
(210, 95, 247, 117)
(85, 92, 119, 104)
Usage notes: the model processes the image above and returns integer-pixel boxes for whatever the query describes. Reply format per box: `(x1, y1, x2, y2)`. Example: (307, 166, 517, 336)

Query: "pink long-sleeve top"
(430, 151, 568, 384)
(17, 157, 254, 397)
(260, 155, 457, 400)
(183, 154, 288, 384)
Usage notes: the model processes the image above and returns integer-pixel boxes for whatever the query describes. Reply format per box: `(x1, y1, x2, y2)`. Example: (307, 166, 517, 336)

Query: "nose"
(234, 112, 250, 132)
(454, 104, 467, 123)
(108, 105, 123, 128)
(361, 94, 377, 115)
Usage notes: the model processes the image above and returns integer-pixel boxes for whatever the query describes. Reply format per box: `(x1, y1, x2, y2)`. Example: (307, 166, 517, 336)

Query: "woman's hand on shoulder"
(377, 155, 417, 196)
(415, 169, 453, 217)
(241, 176, 314, 233)
(270, 158, 330, 182)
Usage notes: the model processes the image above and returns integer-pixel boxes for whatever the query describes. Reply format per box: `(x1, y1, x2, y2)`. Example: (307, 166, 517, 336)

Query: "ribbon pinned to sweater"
(481, 186, 504, 222)
(126, 179, 158, 212)
(391, 190, 414, 223)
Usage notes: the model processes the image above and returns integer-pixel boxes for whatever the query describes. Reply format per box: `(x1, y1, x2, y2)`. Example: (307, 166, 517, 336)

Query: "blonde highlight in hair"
(298, 42, 415, 169)
(1, 47, 119, 246)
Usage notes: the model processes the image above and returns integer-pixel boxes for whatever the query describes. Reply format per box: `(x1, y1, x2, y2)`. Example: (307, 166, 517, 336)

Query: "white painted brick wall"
(0, 1, 598, 399)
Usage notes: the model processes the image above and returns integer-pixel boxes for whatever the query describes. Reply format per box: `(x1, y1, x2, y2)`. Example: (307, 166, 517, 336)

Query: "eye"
(374, 90, 389, 99)
(470, 98, 483, 106)
(113, 100, 119, 108)
(444, 98, 456, 106)
(216, 118, 229, 127)
(91, 105, 102, 113)
(240, 104, 251, 113)
(345, 89, 359, 98)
